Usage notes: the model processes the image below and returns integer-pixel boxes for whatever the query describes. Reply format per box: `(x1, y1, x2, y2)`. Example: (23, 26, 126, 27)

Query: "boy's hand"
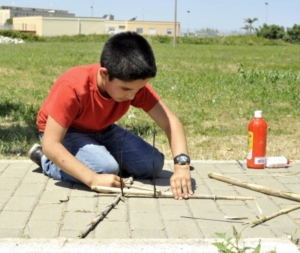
(170, 165, 193, 200)
(91, 174, 124, 188)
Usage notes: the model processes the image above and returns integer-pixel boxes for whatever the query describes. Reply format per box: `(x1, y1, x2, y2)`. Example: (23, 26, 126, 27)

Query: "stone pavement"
(0, 159, 299, 252)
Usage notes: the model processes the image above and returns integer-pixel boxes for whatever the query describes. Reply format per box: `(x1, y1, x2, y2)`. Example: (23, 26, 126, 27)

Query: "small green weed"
(213, 226, 261, 253)
(286, 228, 300, 250)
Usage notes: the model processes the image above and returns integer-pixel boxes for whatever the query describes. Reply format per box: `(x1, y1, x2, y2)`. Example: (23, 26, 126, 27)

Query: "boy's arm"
(42, 116, 123, 188)
(147, 100, 193, 200)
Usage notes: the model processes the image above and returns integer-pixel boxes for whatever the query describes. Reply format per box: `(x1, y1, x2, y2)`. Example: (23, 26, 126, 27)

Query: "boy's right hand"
(90, 174, 124, 188)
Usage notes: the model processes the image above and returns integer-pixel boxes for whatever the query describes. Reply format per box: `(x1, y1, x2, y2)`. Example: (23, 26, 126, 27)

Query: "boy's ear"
(99, 67, 108, 78)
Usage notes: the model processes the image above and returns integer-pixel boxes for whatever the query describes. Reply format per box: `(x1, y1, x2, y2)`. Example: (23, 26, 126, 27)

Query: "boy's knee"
(85, 156, 119, 175)
(76, 144, 119, 175)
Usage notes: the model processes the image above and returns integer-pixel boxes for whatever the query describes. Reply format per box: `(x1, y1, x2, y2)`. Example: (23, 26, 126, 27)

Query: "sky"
(2, 0, 300, 33)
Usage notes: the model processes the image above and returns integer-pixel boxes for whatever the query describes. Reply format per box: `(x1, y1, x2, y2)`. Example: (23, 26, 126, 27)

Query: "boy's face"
(98, 68, 150, 102)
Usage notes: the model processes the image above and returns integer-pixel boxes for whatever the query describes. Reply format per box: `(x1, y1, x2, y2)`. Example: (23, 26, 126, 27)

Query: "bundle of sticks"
(78, 177, 255, 238)
(91, 179, 256, 201)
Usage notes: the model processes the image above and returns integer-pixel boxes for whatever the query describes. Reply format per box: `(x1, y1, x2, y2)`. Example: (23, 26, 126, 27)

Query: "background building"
(1, 5, 180, 37)
(0, 5, 75, 26)
(13, 16, 179, 37)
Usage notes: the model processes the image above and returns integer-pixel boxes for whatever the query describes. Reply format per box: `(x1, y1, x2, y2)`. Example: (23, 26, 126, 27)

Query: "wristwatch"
(174, 154, 190, 165)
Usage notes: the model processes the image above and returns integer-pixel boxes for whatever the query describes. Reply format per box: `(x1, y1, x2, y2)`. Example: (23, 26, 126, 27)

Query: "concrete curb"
(0, 238, 298, 253)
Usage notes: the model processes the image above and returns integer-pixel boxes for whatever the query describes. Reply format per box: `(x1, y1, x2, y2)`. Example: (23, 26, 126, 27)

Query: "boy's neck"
(97, 70, 110, 98)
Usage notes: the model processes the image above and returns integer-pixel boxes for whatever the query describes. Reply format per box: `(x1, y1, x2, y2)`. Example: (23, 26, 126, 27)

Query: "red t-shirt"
(37, 63, 160, 132)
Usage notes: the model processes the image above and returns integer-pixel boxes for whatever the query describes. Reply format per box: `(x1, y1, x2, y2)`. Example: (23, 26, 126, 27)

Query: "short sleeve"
(131, 83, 160, 112)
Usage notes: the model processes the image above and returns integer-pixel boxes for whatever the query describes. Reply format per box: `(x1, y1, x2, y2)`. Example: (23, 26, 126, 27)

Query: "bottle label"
(254, 157, 266, 165)
(247, 131, 253, 159)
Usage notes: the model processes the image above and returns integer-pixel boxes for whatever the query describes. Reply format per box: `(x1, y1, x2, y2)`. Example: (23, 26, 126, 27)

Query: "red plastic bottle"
(247, 110, 268, 169)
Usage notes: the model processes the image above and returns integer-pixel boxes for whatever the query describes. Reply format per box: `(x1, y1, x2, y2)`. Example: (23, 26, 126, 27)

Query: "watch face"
(175, 154, 190, 165)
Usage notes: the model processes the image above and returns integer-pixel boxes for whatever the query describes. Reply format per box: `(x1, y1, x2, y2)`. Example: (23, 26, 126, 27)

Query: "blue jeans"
(41, 124, 164, 184)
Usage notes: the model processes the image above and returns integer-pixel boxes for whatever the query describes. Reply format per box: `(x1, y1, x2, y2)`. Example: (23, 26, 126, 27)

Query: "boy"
(28, 32, 193, 200)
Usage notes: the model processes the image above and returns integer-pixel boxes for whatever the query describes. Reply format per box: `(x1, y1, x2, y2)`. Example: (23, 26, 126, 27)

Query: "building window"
(108, 27, 117, 34)
(148, 28, 156, 35)
(119, 25, 125, 29)
(136, 28, 143, 34)
(166, 28, 172, 35)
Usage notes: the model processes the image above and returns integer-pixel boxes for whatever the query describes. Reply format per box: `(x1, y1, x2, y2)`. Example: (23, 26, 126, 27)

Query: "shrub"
(283, 24, 300, 43)
(256, 24, 285, 39)
(0, 30, 43, 41)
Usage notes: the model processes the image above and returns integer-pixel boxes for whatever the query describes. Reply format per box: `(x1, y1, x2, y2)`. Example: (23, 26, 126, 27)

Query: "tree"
(242, 18, 258, 34)
(256, 24, 285, 39)
(5, 18, 13, 25)
(283, 24, 300, 43)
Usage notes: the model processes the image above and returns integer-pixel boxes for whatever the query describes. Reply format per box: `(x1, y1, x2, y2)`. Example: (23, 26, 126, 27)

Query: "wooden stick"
(125, 184, 159, 192)
(208, 172, 300, 202)
(123, 176, 159, 192)
(91, 185, 255, 200)
(77, 193, 123, 238)
(245, 205, 300, 226)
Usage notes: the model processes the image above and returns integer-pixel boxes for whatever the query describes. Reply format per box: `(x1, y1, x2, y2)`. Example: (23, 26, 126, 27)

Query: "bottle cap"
(254, 110, 262, 118)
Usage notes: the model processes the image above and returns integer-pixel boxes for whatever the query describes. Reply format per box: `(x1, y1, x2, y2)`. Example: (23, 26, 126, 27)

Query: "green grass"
(0, 36, 299, 160)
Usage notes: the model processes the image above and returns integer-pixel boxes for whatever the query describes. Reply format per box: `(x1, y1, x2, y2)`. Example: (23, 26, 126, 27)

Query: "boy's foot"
(28, 144, 43, 168)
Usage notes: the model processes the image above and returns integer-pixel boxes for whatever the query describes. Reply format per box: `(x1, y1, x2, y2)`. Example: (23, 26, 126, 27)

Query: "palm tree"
(242, 18, 258, 34)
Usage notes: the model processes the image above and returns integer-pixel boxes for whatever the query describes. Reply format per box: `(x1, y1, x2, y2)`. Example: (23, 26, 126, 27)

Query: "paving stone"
(14, 183, 44, 197)
(158, 198, 188, 206)
(217, 164, 246, 174)
(276, 175, 300, 184)
(45, 179, 73, 191)
(1, 159, 300, 244)
(2, 164, 30, 178)
(0, 177, 22, 190)
(95, 221, 130, 239)
(0, 229, 22, 238)
(38, 189, 71, 204)
(30, 204, 65, 221)
(3, 196, 38, 212)
(130, 229, 167, 239)
(159, 203, 191, 220)
(219, 205, 256, 218)
(59, 229, 83, 238)
(251, 178, 289, 190)
(0, 188, 15, 204)
(24, 220, 60, 238)
(97, 201, 127, 222)
(66, 196, 96, 212)
(129, 212, 164, 230)
(0, 211, 30, 230)
(128, 198, 158, 213)
(0, 163, 9, 173)
(61, 212, 95, 230)
(284, 183, 300, 193)
(22, 170, 49, 184)
(164, 220, 203, 239)
(70, 184, 95, 197)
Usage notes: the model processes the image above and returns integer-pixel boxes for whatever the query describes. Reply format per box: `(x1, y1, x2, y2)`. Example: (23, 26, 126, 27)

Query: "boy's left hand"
(170, 165, 193, 200)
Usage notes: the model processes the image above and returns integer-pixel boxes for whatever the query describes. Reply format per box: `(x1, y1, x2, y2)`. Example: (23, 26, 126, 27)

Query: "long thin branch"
(208, 172, 300, 202)
(245, 204, 300, 226)
(91, 185, 255, 200)
(77, 193, 123, 238)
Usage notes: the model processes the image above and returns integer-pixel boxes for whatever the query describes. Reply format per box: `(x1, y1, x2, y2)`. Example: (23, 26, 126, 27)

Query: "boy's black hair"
(100, 32, 157, 81)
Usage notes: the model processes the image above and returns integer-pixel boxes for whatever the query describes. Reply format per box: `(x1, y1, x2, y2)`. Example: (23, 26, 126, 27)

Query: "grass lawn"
(0, 38, 299, 160)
